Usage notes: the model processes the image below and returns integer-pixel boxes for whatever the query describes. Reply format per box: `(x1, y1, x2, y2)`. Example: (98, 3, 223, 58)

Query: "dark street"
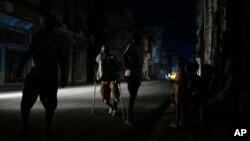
(0, 80, 174, 141)
(1, 0, 250, 141)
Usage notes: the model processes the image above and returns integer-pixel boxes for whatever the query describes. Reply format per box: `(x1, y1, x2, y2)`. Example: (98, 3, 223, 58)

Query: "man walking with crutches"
(94, 44, 121, 116)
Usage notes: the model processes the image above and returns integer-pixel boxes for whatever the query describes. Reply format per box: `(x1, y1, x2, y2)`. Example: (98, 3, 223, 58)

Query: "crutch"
(118, 82, 125, 120)
(91, 80, 97, 115)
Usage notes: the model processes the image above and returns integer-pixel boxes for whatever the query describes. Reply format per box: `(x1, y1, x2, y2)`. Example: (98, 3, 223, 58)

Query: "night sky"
(133, 0, 197, 60)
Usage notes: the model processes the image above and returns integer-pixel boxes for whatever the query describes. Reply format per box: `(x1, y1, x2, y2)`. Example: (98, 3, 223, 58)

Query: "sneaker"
(112, 110, 116, 116)
(108, 108, 113, 114)
(125, 120, 133, 127)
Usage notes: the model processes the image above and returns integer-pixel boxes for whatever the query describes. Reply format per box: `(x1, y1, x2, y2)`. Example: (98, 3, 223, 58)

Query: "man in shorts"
(16, 13, 67, 141)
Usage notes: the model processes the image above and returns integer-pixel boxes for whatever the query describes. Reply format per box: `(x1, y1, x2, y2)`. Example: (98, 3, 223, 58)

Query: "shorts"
(21, 68, 59, 110)
(100, 81, 120, 102)
(125, 75, 141, 97)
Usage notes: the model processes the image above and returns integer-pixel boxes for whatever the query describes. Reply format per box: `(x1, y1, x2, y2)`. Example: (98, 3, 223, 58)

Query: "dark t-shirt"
(96, 53, 120, 81)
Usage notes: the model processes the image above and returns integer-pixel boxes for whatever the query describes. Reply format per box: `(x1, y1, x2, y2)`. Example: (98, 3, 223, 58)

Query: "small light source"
(169, 72, 176, 80)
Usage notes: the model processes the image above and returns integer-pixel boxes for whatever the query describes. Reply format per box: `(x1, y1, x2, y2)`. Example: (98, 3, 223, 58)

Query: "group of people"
(15, 13, 141, 141)
(95, 33, 141, 127)
(170, 56, 238, 138)
(14, 11, 239, 141)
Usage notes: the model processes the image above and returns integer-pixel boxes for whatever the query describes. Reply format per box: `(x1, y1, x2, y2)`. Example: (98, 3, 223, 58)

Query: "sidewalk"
(144, 102, 241, 141)
(145, 103, 202, 141)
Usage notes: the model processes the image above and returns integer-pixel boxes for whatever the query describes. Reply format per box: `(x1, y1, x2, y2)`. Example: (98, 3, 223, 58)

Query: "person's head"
(100, 44, 110, 55)
(44, 13, 58, 31)
(187, 59, 199, 74)
(132, 32, 142, 45)
(177, 57, 187, 69)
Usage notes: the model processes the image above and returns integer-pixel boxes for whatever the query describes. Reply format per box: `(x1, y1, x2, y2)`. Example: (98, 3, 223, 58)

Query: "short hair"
(177, 57, 188, 67)
(101, 44, 110, 54)
(187, 59, 199, 72)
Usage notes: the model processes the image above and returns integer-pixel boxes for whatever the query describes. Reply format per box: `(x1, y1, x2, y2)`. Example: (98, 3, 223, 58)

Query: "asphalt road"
(0, 80, 174, 141)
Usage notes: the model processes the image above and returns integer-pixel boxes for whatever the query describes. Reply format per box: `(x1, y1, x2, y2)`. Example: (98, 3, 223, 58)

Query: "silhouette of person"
(200, 58, 237, 138)
(171, 57, 189, 128)
(15, 13, 67, 141)
(95, 44, 120, 116)
(123, 32, 142, 126)
(200, 64, 218, 102)
(186, 59, 202, 120)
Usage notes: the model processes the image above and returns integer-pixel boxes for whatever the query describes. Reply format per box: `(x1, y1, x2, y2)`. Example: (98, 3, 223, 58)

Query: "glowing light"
(168, 72, 176, 80)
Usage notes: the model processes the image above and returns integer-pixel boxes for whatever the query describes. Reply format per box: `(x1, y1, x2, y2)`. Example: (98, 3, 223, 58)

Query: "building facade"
(141, 26, 168, 80)
(0, 0, 88, 89)
(0, 0, 135, 89)
(196, 0, 250, 123)
(196, 0, 249, 80)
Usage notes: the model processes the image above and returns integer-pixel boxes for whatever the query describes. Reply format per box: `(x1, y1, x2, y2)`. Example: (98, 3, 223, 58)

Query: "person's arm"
(123, 44, 132, 69)
(112, 55, 120, 71)
(58, 35, 68, 87)
(95, 54, 101, 63)
(59, 56, 67, 87)
(172, 70, 180, 84)
(174, 70, 186, 104)
(16, 37, 34, 79)
(113, 55, 121, 83)
(95, 53, 104, 81)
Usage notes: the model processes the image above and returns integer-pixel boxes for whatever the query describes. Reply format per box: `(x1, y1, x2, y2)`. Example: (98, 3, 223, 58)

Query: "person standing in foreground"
(123, 33, 142, 126)
(15, 13, 67, 141)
